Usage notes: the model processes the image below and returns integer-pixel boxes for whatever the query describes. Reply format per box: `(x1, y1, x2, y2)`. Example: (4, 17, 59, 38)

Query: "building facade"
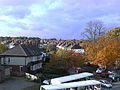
(0, 44, 44, 75)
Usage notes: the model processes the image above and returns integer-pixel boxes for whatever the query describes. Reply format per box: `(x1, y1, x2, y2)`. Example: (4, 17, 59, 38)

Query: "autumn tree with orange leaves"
(85, 36, 120, 67)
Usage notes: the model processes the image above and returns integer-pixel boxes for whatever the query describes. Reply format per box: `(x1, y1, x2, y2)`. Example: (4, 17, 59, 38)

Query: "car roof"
(51, 72, 93, 84)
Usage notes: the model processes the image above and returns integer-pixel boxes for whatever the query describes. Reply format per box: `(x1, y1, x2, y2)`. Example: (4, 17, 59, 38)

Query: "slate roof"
(0, 44, 42, 57)
(71, 44, 84, 49)
(67, 44, 84, 50)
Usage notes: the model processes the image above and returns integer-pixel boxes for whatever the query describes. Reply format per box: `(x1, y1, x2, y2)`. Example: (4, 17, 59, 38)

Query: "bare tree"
(82, 20, 105, 41)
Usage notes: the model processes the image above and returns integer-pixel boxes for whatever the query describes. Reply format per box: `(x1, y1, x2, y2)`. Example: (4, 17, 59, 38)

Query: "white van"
(40, 80, 101, 90)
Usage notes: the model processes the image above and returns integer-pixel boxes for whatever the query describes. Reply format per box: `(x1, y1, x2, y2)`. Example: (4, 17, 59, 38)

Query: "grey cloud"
(2, 6, 30, 19)
(0, 0, 42, 7)
(0, 0, 120, 39)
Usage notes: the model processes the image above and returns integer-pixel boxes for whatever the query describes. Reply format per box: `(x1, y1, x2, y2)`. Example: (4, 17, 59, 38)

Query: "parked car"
(96, 67, 105, 74)
(75, 67, 85, 73)
(99, 71, 109, 78)
(99, 80, 112, 88)
(43, 80, 50, 85)
(109, 73, 120, 82)
(83, 61, 91, 66)
(114, 66, 120, 70)
(108, 70, 116, 75)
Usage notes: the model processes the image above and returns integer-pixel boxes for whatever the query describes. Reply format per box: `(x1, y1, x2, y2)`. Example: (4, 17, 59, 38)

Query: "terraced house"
(0, 44, 45, 76)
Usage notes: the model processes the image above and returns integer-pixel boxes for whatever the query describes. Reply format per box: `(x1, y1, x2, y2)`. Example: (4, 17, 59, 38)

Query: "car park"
(99, 80, 112, 88)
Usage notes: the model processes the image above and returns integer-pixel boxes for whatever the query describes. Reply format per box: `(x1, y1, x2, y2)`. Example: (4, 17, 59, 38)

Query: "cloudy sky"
(0, 0, 120, 39)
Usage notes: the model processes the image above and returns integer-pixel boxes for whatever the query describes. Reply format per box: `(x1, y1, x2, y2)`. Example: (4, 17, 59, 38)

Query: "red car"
(75, 67, 85, 73)
(83, 61, 91, 66)
(99, 71, 109, 78)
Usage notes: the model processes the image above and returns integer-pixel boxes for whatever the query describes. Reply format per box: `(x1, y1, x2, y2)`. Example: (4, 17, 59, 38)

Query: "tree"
(42, 51, 69, 76)
(82, 20, 105, 41)
(85, 36, 120, 67)
(0, 43, 8, 54)
(106, 27, 120, 37)
(44, 44, 56, 52)
(56, 49, 84, 69)
(43, 49, 85, 76)
(47, 44, 56, 51)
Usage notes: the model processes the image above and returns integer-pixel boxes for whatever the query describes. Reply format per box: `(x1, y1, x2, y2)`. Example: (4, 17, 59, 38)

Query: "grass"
(21, 84, 41, 90)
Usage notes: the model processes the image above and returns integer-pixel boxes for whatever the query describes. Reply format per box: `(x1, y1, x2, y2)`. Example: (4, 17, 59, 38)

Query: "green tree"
(47, 44, 56, 51)
(0, 43, 8, 54)
(44, 44, 56, 52)
(42, 49, 85, 76)
(56, 49, 84, 68)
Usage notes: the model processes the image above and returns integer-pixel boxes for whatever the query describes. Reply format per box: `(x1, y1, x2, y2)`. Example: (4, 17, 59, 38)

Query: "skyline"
(0, 0, 120, 39)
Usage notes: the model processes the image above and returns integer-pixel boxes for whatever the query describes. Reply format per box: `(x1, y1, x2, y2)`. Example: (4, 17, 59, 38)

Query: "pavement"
(0, 77, 36, 90)
(110, 82, 120, 90)
(113, 81, 120, 85)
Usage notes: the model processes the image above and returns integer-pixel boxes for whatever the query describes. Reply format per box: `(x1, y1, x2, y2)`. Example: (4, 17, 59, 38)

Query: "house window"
(32, 65, 36, 71)
(8, 58, 10, 63)
(33, 56, 37, 61)
(33, 57, 35, 61)
(37, 55, 42, 60)
(39, 63, 42, 68)
(36, 64, 38, 70)
(37, 56, 40, 60)
(3, 58, 6, 64)
(37, 56, 39, 59)
(35, 64, 37, 70)
(20, 66, 23, 72)
(30, 66, 33, 71)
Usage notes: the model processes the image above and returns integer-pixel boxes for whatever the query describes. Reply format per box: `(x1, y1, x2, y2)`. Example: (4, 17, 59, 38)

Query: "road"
(111, 82, 120, 90)
(0, 77, 36, 90)
(101, 82, 120, 90)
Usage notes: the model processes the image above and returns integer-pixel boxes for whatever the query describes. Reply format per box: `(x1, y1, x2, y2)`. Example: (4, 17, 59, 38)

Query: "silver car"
(96, 68, 105, 73)
(99, 80, 112, 88)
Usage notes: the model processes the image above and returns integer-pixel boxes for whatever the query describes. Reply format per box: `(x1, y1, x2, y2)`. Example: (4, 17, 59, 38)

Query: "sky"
(0, 0, 120, 39)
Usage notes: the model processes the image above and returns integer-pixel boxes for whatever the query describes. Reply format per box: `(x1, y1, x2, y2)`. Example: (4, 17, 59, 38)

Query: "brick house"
(0, 44, 44, 75)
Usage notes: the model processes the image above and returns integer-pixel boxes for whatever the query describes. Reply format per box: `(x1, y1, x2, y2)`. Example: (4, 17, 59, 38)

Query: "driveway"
(0, 77, 36, 90)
